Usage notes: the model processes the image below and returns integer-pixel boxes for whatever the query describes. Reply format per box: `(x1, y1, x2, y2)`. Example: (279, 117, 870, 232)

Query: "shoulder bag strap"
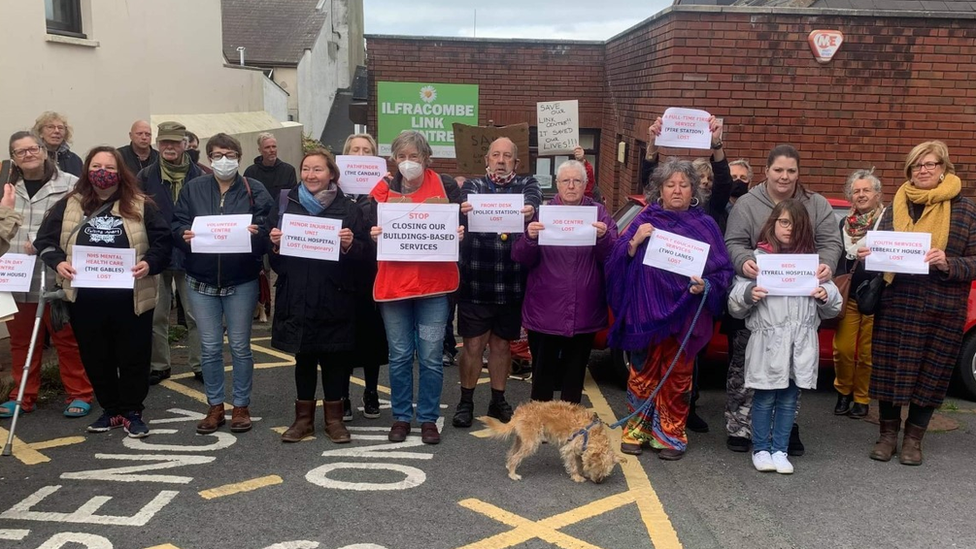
(242, 177, 255, 208)
(66, 200, 114, 245)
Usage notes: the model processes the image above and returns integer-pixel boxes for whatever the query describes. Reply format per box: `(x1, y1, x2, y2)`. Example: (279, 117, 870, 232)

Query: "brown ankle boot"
(899, 422, 926, 466)
(869, 418, 900, 462)
(230, 406, 252, 433)
(323, 400, 351, 443)
(281, 400, 316, 443)
(197, 404, 225, 434)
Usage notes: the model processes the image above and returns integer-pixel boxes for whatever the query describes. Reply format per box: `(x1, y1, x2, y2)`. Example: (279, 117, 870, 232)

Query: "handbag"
(855, 274, 885, 316)
(831, 259, 857, 320)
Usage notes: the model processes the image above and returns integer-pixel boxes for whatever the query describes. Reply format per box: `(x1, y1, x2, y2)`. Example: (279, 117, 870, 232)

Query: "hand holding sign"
(655, 108, 713, 150)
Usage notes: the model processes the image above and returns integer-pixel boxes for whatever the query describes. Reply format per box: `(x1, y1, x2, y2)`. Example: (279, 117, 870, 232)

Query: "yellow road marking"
(583, 371, 683, 549)
(270, 426, 316, 441)
(457, 498, 607, 549)
(144, 545, 183, 549)
(249, 342, 297, 362)
(0, 426, 50, 465)
(28, 436, 86, 451)
(198, 474, 283, 500)
(348, 376, 392, 395)
(159, 379, 232, 411)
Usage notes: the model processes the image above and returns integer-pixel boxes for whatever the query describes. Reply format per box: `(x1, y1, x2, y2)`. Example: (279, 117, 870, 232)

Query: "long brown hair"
(70, 146, 148, 220)
(758, 199, 816, 254)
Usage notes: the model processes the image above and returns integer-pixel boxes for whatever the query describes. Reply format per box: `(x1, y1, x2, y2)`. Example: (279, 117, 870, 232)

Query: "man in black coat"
(119, 120, 159, 176)
(243, 133, 297, 199)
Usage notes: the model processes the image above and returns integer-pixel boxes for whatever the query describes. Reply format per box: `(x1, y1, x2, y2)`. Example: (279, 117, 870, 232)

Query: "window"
(528, 128, 600, 195)
(46, 0, 85, 38)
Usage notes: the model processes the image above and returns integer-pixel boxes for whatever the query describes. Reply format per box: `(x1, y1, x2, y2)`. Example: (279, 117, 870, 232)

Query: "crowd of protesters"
(1, 109, 974, 475)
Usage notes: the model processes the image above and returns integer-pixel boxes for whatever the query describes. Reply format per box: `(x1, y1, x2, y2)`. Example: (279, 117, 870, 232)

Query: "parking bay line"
(198, 474, 283, 500)
(0, 426, 51, 465)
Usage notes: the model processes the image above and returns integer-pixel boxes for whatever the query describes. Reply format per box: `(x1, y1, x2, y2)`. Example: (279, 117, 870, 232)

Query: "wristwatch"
(711, 141, 723, 150)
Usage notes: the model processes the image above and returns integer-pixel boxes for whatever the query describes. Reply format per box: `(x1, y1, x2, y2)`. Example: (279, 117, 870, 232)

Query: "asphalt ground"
(1, 322, 976, 549)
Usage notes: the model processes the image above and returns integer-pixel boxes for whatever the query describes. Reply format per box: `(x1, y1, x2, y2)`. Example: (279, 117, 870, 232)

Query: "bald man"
(118, 120, 159, 175)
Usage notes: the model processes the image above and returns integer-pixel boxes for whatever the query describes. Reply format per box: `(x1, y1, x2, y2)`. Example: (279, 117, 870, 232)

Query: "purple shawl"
(606, 203, 733, 353)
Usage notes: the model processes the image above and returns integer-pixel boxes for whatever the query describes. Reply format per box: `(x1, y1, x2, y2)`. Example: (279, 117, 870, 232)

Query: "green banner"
(377, 82, 479, 159)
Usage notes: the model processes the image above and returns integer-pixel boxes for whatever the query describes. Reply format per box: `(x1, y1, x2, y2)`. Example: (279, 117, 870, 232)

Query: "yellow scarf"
(886, 173, 960, 282)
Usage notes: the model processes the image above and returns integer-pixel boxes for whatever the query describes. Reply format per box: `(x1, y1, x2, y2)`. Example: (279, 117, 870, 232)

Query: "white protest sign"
(335, 155, 387, 195)
(757, 253, 819, 297)
(865, 231, 931, 275)
(656, 107, 712, 150)
(537, 100, 579, 155)
(0, 254, 37, 293)
(376, 202, 459, 262)
(190, 214, 253, 254)
(538, 205, 598, 247)
(280, 213, 342, 262)
(71, 245, 136, 289)
(467, 193, 525, 234)
(642, 230, 710, 278)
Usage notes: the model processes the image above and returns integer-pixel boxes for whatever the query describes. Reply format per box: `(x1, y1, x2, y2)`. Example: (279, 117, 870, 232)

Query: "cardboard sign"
(452, 123, 531, 175)
(808, 30, 844, 64)
(71, 246, 136, 289)
(537, 100, 579, 155)
(757, 254, 819, 297)
(376, 202, 459, 262)
(466, 193, 525, 234)
(656, 108, 712, 150)
(538, 205, 597, 247)
(642, 230, 710, 279)
(865, 231, 930, 275)
(190, 214, 253, 254)
(279, 213, 342, 262)
(335, 155, 387, 195)
(0, 253, 37, 293)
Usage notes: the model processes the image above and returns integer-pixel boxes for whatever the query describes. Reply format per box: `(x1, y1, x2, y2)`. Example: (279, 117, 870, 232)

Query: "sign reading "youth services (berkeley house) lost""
(377, 82, 479, 159)
(376, 203, 460, 262)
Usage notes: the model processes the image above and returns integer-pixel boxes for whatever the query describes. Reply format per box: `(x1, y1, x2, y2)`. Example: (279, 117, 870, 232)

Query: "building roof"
(673, 0, 976, 9)
(221, 0, 327, 66)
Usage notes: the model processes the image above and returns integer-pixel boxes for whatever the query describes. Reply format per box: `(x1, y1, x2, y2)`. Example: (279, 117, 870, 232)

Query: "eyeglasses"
(43, 124, 66, 132)
(776, 218, 793, 228)
(209, 152, 239, 161)
(12, 146, 42, 159)
(910, 161, 943, 173)
(557, 179, 583, 187)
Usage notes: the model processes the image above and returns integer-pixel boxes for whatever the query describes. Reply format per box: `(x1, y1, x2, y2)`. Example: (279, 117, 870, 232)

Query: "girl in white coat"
(728, 199, 842, 474)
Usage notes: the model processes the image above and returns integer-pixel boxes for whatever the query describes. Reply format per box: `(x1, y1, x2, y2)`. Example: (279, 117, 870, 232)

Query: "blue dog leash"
(570, 279, 712, 450)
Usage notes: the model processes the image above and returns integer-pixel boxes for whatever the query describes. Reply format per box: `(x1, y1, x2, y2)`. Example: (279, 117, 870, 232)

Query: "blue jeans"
(187, 279, 259, 407)
(751, 380, 800, 454)
(380, 296, 448, 423)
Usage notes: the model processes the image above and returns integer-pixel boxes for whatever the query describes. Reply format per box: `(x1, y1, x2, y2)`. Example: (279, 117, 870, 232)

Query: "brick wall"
(367, 8, 976, 209)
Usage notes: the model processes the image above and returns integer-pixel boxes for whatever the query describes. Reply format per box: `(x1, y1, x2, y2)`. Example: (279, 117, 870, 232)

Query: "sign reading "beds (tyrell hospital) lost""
(376, 202, 460, 262)
(757, 254, 819, 297)
(377, 82, 479, 159)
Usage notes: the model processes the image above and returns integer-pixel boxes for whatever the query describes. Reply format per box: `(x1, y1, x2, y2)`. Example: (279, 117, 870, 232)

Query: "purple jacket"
(511, 196, 618, 337)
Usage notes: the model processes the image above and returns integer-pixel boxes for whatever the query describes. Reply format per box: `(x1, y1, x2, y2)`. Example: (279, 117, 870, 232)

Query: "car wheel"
(953, 331, 976, 400)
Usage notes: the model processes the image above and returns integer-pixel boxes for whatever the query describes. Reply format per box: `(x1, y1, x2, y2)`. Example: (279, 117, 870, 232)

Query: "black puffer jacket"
(268, 185, 370, 354)
(172, 174, 273, 288)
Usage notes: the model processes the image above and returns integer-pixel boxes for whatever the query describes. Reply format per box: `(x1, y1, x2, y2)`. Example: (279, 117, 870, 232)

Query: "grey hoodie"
(724, 183, 843, 277)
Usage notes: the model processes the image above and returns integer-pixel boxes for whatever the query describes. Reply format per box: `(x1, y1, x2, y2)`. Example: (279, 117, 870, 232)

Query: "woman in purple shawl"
(607, 158, 733, 460)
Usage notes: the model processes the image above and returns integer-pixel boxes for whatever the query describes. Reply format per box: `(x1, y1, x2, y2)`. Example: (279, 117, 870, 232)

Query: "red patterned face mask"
(89, 169, 120, 190)
(486, 168, 516, 185)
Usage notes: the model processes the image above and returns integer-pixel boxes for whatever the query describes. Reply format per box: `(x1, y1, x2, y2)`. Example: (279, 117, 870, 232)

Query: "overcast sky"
(363, 1, 674, 41)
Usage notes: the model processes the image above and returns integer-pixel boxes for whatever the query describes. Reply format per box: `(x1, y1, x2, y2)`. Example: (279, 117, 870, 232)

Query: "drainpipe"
(237, 46, 246, 66)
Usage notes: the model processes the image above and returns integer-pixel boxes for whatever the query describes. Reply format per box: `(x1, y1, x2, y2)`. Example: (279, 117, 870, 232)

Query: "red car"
(596, 195, 976, 400)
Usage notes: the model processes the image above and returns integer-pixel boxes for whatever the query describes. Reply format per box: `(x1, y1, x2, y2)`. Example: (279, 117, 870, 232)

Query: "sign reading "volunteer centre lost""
(377, 82, 479, 159)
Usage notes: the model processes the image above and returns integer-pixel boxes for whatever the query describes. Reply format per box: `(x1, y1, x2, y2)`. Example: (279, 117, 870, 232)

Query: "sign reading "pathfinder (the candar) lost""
(376, 202, 459, 262)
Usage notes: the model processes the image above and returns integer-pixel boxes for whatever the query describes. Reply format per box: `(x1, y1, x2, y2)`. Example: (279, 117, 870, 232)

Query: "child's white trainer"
(752, 450, 776, 472)
(771, 451, 794, 474)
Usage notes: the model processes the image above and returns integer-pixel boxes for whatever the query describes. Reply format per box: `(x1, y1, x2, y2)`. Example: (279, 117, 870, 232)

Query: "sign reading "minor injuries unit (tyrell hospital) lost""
(377, 82, 479, 159)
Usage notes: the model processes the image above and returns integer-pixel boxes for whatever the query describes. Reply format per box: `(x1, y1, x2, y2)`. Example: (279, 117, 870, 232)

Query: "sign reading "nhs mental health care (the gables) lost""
(377, 82, 479, 159)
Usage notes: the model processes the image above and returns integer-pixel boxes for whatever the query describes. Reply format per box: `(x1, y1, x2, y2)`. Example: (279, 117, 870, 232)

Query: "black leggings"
(342, 362, 380, 398)
(295, 352, 351, 401)
(528, 331, 595, 404)
(879, 400, 936, 429)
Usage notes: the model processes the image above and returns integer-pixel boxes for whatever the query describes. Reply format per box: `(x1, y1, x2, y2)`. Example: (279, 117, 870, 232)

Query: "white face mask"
(398, 160, 424, 181)
(211, 157, 239, 180)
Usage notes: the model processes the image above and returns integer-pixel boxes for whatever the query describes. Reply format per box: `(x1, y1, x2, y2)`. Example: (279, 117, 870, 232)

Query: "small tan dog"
(479, 400, 625, 483)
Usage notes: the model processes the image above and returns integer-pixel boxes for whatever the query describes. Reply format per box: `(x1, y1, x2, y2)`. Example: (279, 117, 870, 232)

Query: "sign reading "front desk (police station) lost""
(377, 82, 479, 159)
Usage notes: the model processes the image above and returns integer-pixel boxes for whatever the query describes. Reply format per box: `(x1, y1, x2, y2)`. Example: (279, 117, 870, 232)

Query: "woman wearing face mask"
(368, 130, 463, 445)
(336, 133, 387, 421)
(0, 132, 92, 420)
(33, 146, 172, 437)
(173, 133, 273, 436)
(268, 148, 370, 443)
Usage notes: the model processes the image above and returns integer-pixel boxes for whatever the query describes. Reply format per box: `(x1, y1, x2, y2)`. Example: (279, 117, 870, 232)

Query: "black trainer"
(726, 435, 750, 453)
(122, 411, 150, 438)
(342, 397, 353, 422)
(148, 369, 171, 385)
(788, 423, 805, 456)
(452, 400, 474, 428)
(487, 399, 513, 424)
(362, 391, 381, 419)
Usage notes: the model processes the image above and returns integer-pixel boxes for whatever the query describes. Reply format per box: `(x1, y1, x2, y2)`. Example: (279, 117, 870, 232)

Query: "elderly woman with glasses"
(173, 133, 273, 436)
(511, 160, 616, 405)
(606, 158, 733, 460)
(32, 111, 83, 177)
(859, 141, 976, 466)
